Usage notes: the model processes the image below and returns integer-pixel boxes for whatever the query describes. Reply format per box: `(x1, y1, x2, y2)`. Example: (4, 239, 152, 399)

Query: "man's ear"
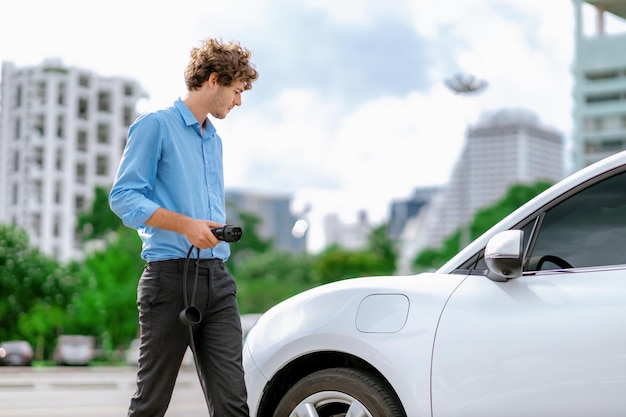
(208, 72, 220, 87)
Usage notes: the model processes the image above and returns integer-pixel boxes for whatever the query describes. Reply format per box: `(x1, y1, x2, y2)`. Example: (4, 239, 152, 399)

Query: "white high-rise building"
(572, 0, 626, 169)
(401, 109, 564, 272)
(0, 59, 147, 261)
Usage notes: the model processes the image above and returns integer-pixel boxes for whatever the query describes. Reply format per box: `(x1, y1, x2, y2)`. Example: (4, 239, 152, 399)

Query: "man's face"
(208, 80, 245, 119)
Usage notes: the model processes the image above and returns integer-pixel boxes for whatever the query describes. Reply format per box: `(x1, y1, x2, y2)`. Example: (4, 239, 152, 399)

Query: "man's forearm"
(144, 208, 222, 249)
(144, 207, 194, 235)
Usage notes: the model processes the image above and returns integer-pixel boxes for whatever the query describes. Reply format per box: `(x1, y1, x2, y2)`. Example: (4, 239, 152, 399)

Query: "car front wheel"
(273, 367, 405, 417)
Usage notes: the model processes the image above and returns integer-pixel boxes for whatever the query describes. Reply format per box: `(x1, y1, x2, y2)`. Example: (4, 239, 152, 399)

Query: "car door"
(431, 168, 626, 417)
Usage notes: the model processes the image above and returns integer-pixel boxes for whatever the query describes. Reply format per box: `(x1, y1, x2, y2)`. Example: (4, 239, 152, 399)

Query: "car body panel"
(244, 273, 467, 416)
(432, 268, 626, 416)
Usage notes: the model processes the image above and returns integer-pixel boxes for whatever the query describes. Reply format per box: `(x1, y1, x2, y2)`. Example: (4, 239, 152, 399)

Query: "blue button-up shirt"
(109, 98, 229, 262)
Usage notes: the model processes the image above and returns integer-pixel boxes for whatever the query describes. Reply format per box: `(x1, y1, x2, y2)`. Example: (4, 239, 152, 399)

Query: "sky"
(0, 0, 613, 251)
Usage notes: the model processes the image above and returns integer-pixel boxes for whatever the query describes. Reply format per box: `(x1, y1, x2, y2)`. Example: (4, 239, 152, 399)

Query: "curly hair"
(184, 38, 259, 91)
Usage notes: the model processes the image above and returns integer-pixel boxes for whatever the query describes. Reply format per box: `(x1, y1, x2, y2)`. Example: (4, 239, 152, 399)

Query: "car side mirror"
(484, 230, 523, 282)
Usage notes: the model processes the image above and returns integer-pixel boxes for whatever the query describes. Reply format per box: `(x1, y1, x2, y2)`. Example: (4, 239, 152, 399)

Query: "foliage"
(76, 186, 122, 241)
(228, 212, 273, 271)
(234, 251, 316, 314)
(412, 181, 553, 272)
(0, 224, 79, 359)
(314, 224, 397, 285)
(66, 227, 144, 352)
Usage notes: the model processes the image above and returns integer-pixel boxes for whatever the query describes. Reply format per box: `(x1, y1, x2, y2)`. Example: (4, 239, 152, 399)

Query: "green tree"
(77, 186, 122, 241)
(228, 212, 273, 272)
(313, 223, 398, 285)
(66, 227, 144, 353)
(413, 181, 552, 272)
(0, 224, 79, 359)
(235, 251, 315, 313)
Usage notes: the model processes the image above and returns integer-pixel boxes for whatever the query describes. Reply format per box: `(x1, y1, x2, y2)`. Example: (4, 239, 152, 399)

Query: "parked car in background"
(0, 341, 34, 366)
(243, 150, 626, 417)
(54, 335, 95, 366)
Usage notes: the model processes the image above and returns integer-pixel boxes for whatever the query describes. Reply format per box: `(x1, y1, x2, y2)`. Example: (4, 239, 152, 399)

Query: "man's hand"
(183, 219, 223, 249)
(144, 208, 224, 249)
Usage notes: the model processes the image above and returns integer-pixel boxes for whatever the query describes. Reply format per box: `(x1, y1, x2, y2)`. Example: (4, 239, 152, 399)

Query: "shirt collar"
(173, 98, 217, 136)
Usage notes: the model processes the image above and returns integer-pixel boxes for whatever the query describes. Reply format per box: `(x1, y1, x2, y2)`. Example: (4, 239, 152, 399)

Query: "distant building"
(388, 186, 439, 240)
(400, 109, 564, 273)
(0, 59, 147, 261)
(226, 189, 307, 253)
(324, 210, 371, 250)
(571, 0, 626, 170)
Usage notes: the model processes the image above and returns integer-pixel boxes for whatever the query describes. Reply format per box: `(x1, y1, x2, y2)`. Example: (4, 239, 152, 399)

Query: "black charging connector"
(211, 225, 242, 242)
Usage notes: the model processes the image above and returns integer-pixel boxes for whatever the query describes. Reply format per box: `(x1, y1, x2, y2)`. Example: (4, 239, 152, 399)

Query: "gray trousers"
(128, 259, 249, 417)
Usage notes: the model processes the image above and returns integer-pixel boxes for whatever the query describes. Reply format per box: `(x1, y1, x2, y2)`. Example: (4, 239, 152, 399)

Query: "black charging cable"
(180, 245, 211, 410)
(178, 225, 242, 411)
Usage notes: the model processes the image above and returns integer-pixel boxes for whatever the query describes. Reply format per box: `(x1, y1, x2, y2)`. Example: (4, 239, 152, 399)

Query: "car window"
(526, 170, 626, 271)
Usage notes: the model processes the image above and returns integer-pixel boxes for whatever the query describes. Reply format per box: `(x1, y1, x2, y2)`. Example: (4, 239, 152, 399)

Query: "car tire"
(273, 367, 405, 417)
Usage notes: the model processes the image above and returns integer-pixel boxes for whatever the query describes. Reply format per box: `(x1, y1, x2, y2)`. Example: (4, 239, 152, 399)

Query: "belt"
(146, 258, 224, 271)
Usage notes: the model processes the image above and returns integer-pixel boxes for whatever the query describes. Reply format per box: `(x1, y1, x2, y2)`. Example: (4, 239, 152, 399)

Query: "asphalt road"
(0, 366, 209, 416)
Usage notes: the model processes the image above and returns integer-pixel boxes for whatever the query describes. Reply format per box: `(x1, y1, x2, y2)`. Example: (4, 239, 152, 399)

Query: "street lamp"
(445, 73, 488, 250)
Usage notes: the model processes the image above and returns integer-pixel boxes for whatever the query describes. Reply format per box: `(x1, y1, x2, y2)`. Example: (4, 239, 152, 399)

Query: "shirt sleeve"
(109, 113, 163, 229)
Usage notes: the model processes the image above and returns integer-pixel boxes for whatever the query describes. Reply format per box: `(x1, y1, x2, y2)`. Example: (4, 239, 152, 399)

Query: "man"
(109, 38, 259, 417)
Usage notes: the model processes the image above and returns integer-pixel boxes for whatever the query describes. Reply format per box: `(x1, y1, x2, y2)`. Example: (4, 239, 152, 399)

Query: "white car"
(54, 335, 95, 366)
(243, 150, 626, 417)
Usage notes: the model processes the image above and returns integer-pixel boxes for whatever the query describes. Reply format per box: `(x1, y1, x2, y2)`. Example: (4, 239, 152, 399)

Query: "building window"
(55, 148, 64, 171)
(33, 146, 44, 168)
(16, 85, 22, 108)
(77, 130, 88, 152)
(96, 154, 109, 176)
(123, 105, 134, 126)
(12, 183, 18, 205)
(37, 81, 46, 104)
(586, 138, 626, 153)
(76, 163, 86, 184)
(34, 114, 45, 136)
(55, 181, 62, 204)
(57, 114, 65, 138)
(33, 180, 43, 204)
(124, 83, 134, 96)
(58, 83, 66, 106)
(585, 71, 618, 81)
(79, 74, 90, 88)
(14, 118, 21, 139)
(97, 123, 110, 144)
(13, 151, 19, 172)
(590, 117, 604, 132)
(98, 90, 112, 112)
(78, 97, 88, 119)
(53, 214, 61, 237)
(586, 93, 620, 104)
(75, 195, 86, 212)
(32, 213, 41, 235)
